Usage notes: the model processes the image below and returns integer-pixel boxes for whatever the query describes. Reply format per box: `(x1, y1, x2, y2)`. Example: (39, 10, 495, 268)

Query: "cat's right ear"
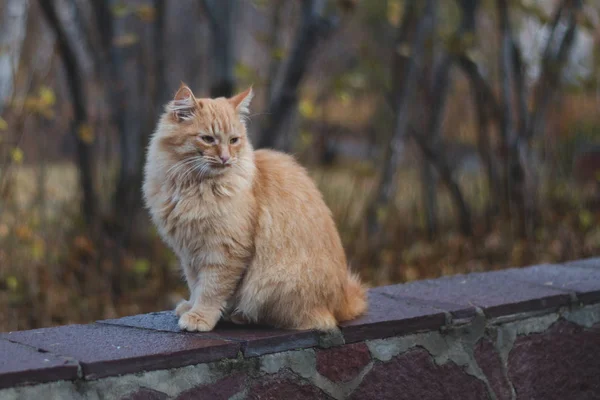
(168, 84, 197, 122)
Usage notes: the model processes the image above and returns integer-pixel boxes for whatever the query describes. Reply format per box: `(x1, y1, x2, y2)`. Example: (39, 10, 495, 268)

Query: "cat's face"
(157, 85, 254, 179)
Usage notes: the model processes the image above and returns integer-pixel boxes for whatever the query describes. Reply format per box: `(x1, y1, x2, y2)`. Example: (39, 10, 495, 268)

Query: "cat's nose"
(220, 155, 230, 164)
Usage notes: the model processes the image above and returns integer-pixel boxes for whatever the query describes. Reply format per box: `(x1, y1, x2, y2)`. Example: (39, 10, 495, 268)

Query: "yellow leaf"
(387, 0, 401, 26)
(299, 99, 316, 119)
(337, 91, 351, 105)
(0, 116, 7, 130)
(32, 238, 45, 262)
(113, 33, 139, 48)
(234, 62, 256, 81)
(376, 206, 388, 223)
(111, 3, 130, 18)
(135, 5, 156, 22)
(134, 259, 150, 275)
(271, 47, 286, 61)
(78, 124, 94, 144)
(6, 276, 18, 291)
(10, 147, 23, 164)
(299, 130, 313, 147)
(39, 86, 56, 106)
(579, 209, 593, 230)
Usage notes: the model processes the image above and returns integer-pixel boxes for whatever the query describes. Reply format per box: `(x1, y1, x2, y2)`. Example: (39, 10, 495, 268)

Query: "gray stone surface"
(340, 291, 447, 343)
(1, 323, 239, 380)
(0, 339, 78, 389)
(502, 263, 600, 304)
(563, 257, 600, 270)
(100, 311, 319, 357)
(380, 269, 572, 318)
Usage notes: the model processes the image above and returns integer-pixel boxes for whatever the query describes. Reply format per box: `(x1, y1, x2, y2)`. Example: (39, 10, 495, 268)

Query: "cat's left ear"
(168, 83, 197, 122)
(228, 86, 254, 116)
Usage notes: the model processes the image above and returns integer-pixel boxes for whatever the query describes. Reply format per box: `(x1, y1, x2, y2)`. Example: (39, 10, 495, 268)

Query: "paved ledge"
(1, 258, 600, 398)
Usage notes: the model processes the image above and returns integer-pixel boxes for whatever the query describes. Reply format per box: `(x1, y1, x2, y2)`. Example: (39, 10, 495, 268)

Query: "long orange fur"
(143, 84, 367, 332)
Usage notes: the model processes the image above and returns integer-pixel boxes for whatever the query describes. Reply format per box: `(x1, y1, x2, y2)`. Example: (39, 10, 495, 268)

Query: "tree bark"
(154, 0, 168, 109)
(457, 54, 502, 217)
(264, 0, 284, 107)
(257, 0, 335, 149)
(410, 128, 472, 236)
(39, 0, 96, 224)
(200, 0, 237, 98)
(365, 0, 435, 242)
(417, 0, 478, 237)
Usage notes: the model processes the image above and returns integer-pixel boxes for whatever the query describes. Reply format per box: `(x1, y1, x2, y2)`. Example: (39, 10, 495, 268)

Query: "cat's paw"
(175, 300, 192, 316)
(178, 310, 217, 332)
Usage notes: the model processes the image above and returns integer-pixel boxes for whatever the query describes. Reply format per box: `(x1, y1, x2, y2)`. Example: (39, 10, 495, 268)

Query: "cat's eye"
(230, 137, 240, 144)
(201, 135, 215, 144)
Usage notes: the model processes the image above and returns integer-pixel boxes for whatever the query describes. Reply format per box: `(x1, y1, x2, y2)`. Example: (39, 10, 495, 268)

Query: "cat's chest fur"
(153, 177, 255, 263)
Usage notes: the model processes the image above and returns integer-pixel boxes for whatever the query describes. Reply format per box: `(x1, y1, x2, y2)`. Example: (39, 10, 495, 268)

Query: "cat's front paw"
(175, 300, 192, 316)
(178, 310, 217, 332)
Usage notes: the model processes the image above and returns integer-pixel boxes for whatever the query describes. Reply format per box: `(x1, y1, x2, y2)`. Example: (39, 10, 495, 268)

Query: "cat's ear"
(228, 86, 254, 116)
(168, 83, 197, 122)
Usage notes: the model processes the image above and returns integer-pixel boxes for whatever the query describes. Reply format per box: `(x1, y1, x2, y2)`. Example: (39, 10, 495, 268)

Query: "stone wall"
(1, 258, 600, 399)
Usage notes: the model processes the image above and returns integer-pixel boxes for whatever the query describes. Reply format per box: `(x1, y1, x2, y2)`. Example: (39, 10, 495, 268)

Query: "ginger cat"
(143, 84, 367, 332)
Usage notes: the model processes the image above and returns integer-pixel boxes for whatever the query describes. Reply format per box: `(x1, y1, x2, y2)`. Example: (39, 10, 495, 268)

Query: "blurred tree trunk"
(264, 0, 284, 107)
(365, 0, 435, 245)
(526, 0, 581, 142)
(86, 1, 158, 244)
(200, 0, 237, 98)
(457, 54, 502, 219)
(497, 0, 531, 235)
(495, 0, 581, 238)
(39, 0, 97, 225)
(113, 7, 157, 245)
(420, 2, 440, 240)
(154, 0, 168, 109)
(257, 0, 337, 149)
(416, 0, 475, 237)
(0, 0, 29, 115)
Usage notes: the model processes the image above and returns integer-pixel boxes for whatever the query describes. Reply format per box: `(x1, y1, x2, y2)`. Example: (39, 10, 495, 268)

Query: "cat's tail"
(334, 272, 368, 322)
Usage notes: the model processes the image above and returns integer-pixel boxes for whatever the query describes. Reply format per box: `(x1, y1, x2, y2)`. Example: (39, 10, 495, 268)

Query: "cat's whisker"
(180, 160, 203, 182)
(166, 158, 198, 180)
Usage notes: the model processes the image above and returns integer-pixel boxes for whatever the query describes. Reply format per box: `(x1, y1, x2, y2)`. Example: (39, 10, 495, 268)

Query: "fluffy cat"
(143, 84, 367, 332)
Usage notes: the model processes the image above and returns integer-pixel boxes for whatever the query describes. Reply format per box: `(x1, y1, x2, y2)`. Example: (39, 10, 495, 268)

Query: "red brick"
(175, 373, 246, 400)
(248, 373, 332, 400)
(316, 343, 371, 382)
(120, 388, 168, 400)
(474, 339, 511, 400)
(508, 320, 600, 400)
(350, 349, 489, 400)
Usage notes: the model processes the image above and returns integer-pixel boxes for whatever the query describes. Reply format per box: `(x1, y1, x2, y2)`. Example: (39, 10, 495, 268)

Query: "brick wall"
(1, 258, 600, 399)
